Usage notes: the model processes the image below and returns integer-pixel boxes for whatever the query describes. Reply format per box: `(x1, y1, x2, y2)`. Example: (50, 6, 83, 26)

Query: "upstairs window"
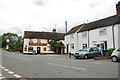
(37, 39, 41, 43)
(70, 34, 74, 39)
(99, 28, 107, 36)
(82, 32, 87, 38)
(29, 39, 33, 43)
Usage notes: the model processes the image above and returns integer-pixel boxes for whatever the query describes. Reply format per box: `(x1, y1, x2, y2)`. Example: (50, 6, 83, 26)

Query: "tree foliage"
(48, 39, 64, 53)
(0, 33, 23, 51)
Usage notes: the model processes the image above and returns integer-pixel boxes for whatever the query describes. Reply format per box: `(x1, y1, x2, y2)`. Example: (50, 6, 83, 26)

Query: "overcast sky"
(0, 0, 119, 36)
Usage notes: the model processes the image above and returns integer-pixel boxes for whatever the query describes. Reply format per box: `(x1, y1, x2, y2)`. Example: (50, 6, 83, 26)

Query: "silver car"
(111, 48, 120, 62)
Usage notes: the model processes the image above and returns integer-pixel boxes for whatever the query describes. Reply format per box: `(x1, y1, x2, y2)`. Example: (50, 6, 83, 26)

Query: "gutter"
(112, 25, 115, 48)
(88, 30, 90, 47)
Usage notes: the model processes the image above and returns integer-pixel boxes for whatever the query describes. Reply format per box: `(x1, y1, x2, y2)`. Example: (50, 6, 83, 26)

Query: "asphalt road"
(0, 50, 119, 79)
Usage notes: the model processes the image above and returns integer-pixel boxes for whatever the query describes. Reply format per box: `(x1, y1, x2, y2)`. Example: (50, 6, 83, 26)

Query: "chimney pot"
(116, 1, 120, 15)
(53, 28, 56, 32)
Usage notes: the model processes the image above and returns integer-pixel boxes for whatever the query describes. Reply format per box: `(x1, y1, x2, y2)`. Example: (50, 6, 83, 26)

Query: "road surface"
(0, 50, 119, 79)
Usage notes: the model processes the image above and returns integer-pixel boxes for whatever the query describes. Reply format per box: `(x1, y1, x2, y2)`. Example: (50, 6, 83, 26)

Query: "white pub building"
(23, 29, 65, 54)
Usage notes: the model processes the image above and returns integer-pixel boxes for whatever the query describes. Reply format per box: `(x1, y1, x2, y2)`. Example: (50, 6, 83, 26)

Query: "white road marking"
(1, 67, 5, 69)
(1, 66, 22, 78)
(0, 76, 6, 79)
(13, 74, 22, 78)
(4, 69, 9, 72)
(0, 65, 1, 67)
(8, 71, 14, 74)
(46, 63, 87, 70)
(89, 62, 101, 64)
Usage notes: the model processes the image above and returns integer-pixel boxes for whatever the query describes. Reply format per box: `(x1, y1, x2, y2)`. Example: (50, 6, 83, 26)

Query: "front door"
(58, 47, 61, 54)
(66, 44, 69, 54)
(37, 47, 40, 54)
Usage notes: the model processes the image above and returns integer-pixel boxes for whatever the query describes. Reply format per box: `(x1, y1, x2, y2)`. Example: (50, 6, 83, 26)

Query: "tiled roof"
(24, 31, 65, 40)
(78, 15, 120, 33)
(66, 24, 85, 35)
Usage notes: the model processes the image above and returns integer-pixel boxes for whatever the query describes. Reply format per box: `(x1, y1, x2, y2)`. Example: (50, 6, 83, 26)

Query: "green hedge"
(108, 48, 115, 56)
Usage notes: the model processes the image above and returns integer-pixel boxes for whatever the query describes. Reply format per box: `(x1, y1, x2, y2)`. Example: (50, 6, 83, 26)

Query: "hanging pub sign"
(29, 43, 47, 46)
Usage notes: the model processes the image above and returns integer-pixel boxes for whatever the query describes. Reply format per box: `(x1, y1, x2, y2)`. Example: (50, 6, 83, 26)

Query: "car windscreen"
(117, 48, 120, 52)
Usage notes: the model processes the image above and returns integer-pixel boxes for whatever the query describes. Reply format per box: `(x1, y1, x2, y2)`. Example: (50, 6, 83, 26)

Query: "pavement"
(0, 50, 119, 79)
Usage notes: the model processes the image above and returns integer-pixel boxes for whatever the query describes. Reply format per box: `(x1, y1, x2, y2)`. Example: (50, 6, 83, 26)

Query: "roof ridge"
(24, 31, 65, 34)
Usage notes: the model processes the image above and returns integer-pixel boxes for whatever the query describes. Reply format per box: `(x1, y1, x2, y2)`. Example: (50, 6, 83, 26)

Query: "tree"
(48, 39, 64, 53)
(0, 33, 23, 51)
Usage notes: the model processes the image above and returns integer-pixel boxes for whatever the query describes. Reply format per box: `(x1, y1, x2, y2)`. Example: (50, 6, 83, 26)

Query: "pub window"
(44, 47, 47, 51)
(28, 47, 33, 51)
(37, 39, 41, 43)
(29, 39, 33, 43)
(48, 47, 53, 51)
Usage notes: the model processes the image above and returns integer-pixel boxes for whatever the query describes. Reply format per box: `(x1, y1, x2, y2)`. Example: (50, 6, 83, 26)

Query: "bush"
(108, 48, 115, 56)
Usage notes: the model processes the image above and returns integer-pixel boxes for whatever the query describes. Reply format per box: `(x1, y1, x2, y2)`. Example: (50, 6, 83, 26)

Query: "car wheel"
(84, 55, 88, 59)
(112, 56, 118, 62)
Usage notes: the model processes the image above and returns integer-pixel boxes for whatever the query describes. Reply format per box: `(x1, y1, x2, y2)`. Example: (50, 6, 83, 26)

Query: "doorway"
(66, 44, 69, 54)
(37, 47, 40, 54)
(58, 47, 61, 54)
(100, 41, 107, 50)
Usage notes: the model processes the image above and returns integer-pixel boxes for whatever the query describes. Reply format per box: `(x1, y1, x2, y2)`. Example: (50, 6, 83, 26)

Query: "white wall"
(65, 32, 79, 53)
(65, 34, 74, 53)
(65, 24, 120, 52)
(23, 38, 54, 53)
(77, 25, 119, 50)
(114, 23, 120, 48)
(118, 24, 120, 48)
(78, 31, 88, 50)
(23, 38, 65, 53)
(89, 26, 115, 49)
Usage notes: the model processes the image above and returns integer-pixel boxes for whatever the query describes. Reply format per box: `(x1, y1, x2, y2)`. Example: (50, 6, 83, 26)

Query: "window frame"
(71, 44, 74, 49)
(99, 28, 107, 36)
(82, 32, 87, 38)
(28, 46, 33, 52)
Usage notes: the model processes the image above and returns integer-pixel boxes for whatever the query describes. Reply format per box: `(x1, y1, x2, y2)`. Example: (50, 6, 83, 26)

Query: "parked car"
(111, 48, 120, 62)
(74, 47, 101, 59)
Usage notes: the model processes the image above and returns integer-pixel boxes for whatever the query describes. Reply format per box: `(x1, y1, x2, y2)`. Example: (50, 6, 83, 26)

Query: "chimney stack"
(52, 28, 56, 33)
(116, 1, 120, 15)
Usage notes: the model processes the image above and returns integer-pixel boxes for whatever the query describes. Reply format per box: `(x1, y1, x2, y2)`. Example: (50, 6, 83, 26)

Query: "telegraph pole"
(65, 21, 67, 33)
